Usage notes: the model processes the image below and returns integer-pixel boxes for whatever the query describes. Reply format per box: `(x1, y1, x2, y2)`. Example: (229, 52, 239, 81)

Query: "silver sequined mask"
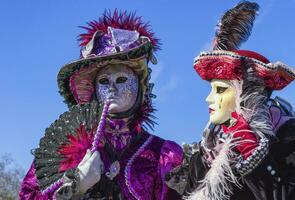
(96, 65, 139, 113)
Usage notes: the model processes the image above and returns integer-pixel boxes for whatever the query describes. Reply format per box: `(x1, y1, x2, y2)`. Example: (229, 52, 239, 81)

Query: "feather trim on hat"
(78, 9, 160, 51)
(213, 1, 259, 51)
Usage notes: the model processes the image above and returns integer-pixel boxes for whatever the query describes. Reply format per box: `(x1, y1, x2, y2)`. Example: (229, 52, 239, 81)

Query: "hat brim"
(58, 42, 153, 107)
(194, 50, 295, 90)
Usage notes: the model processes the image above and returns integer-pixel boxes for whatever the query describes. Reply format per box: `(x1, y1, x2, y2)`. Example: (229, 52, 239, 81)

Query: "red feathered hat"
(194, 1, 295, 90)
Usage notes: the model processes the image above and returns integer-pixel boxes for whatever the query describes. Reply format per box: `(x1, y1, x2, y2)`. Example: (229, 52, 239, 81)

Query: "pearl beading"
(124, 135, 154, 200)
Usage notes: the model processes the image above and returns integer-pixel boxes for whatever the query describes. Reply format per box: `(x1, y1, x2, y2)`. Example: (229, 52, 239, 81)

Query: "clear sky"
(1, 0, 295, 170)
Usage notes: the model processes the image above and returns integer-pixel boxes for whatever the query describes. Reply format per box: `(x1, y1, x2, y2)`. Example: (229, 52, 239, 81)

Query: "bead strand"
(41, 178, 64, 195)
(91, 100, 110, 152)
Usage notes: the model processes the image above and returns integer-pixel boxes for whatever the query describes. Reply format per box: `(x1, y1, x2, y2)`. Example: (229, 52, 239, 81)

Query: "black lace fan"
(33, 101, 102, 191)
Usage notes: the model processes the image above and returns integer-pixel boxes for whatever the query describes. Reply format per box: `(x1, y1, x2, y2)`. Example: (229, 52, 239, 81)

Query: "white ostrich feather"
(185, 136, 241, 200)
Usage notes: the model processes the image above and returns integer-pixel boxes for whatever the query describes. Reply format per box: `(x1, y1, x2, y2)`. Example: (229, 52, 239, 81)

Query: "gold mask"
(206, 79, 236, 125)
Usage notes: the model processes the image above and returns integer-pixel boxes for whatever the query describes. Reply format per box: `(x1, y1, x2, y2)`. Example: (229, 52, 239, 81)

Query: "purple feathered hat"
(57, 10, 160, 109)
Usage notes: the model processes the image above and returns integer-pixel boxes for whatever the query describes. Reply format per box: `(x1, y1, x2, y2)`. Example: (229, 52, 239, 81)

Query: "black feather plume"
(213, 1, 259, 51)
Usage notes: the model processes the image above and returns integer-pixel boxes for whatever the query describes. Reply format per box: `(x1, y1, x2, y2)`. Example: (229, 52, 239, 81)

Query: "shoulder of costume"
(268, 96, 295, 133)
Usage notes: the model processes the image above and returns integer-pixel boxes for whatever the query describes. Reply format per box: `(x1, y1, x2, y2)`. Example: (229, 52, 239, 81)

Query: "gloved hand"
(222, 112, 259, 159)
(77, 150, 104, 194)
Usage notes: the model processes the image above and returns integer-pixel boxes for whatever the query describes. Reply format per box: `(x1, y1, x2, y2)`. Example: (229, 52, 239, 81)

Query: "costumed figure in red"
(166, 2, 295, 200)
(19, 10, 183, 200)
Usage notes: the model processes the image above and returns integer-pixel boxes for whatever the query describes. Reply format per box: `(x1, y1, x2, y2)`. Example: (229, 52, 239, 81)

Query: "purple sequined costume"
(20, 130, 183, 200)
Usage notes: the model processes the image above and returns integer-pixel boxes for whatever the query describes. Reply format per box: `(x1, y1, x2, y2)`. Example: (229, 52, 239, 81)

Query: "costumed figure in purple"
(166, 2, 295, 200)
(19, 10, 183, 200)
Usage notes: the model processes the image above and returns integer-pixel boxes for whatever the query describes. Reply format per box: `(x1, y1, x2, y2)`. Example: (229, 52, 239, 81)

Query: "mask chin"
(108, 103, 123, 113)
(210, 118, 228, 125)
(211, 110, 233, 125)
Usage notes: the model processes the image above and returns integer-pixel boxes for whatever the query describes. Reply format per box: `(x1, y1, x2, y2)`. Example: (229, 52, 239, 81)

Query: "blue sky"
(1, 0, 295, 170)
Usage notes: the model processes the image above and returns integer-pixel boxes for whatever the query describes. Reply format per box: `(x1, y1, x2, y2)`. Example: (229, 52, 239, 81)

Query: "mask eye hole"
(216, 86, 228, 94)
(98, 78, 109, 85)
(116, 76, 128, 84)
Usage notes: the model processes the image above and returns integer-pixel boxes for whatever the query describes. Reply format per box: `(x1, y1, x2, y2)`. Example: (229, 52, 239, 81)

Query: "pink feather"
(78, 9, 160, 51)
(58, 125, 95, 172)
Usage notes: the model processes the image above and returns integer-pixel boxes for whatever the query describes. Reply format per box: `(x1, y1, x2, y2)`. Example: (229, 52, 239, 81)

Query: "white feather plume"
(184, 136, 241, 200)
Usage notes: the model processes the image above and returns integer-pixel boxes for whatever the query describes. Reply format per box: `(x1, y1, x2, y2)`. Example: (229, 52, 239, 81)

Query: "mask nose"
(108, 82, 118, 93)
(206, 90, 214, 105)
(109, 82, 118, 92)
